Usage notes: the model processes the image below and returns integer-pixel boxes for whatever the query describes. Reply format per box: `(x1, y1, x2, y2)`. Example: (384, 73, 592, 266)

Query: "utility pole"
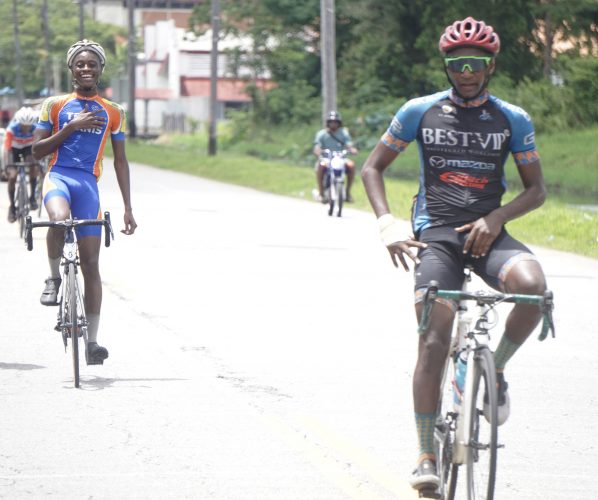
(42, 0, 52, 95)
(78, 0, 85, 40)
(208, 0, 220, 156)
(12, 0, 24, 106)
(127, 0, 137, 138)
(320, 0, 337, 125)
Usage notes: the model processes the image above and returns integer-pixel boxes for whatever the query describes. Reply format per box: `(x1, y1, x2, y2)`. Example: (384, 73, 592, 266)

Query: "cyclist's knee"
(504, 259, 546, 295)
(419, 332, 451, 368)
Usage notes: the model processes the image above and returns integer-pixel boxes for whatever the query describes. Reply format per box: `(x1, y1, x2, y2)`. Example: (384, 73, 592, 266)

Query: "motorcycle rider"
(313, 111, 359, 202)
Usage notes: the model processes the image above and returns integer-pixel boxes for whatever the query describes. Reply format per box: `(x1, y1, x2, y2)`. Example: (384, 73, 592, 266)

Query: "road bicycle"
(321, 149, 348, 217)
(417, 267, 555, 499)
(25, 213, 113, 388)
(32, 157, 48, 217)
(12, 161, 34, 239)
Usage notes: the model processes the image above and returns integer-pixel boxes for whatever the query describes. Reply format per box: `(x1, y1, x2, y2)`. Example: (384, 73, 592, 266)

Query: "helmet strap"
(444, 68, 492, 102)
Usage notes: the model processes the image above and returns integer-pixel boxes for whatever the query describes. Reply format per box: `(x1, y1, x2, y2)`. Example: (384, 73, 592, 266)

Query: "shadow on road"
(0, 362, 45, 371)
(71, 376, 189, 391)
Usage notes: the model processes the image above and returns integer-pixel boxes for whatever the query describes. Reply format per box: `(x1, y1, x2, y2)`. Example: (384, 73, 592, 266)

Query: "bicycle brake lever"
(538, 290, 555, 341)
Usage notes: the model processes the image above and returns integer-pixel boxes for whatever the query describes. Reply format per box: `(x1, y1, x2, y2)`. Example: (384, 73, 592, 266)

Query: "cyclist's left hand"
(455, 213, 503, 258)
(122, 209, 137, 235)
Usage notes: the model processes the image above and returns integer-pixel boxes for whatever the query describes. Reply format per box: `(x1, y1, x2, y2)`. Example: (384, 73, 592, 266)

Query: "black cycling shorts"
(413, 225, 537, 300)
(8, 147, 33, 164)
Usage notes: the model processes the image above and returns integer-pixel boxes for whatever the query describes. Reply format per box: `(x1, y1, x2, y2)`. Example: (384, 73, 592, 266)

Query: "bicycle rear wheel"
(66, 263, 80, 388)
(466, 347, 498, 499)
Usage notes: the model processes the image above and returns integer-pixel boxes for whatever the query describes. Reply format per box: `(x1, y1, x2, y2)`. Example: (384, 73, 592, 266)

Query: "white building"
(125, 19, 271, 134)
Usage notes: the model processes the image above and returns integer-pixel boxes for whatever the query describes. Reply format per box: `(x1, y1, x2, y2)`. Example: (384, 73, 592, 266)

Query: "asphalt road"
(0, 161, 596, 500)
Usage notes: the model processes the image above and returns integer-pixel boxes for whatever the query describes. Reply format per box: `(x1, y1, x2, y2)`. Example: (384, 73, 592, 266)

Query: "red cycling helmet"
(439, 17, 500, 55)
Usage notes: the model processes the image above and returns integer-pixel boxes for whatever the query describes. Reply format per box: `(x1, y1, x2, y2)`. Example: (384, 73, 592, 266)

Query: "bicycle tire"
(16, 178, 28, 239)
(328, 182, 335, 216)
(466, 347, 498, 499)
(67, 263, 80, 388)
(336, 180, 344, 217)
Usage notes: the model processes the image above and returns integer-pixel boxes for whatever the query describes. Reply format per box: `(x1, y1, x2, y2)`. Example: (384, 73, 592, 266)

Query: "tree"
(0, 0, 127, 98)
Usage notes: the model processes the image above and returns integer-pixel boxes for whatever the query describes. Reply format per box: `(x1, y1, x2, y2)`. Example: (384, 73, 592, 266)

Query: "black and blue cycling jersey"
(381, 90, 539, 236)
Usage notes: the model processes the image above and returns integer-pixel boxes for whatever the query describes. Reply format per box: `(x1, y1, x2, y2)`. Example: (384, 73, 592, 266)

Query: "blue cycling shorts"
(43, 166, 101, 238)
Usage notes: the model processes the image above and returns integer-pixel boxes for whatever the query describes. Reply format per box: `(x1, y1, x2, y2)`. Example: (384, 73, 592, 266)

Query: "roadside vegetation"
(124, 124, 598, 259)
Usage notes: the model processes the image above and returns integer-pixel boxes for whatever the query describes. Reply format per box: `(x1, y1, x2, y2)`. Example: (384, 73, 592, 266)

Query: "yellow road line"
(261, 412, 420, 500)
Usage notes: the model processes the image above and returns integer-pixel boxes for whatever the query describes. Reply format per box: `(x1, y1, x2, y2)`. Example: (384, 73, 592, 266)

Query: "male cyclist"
(33, 39, 137, 364)
(313, 110, 359, 202)
(4, 106, 40, 222)
(361, 17, 548, 491)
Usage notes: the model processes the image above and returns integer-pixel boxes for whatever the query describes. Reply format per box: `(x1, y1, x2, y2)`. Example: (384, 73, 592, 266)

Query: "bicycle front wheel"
(328, 182, 335, 216)
(66, 263, 80, 388)
(466, 347, 498, 499)
(16, 180, 28, 239)
(336, 180, 344, 217)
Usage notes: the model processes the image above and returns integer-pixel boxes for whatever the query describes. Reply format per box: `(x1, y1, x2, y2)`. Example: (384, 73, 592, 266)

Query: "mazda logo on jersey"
(429, 156, 496, 171)
(429, 156, 446, 168)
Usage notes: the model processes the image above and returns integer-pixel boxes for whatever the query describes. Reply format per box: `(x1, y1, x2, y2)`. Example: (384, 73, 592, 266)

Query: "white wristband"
(377, 214, 405, 247)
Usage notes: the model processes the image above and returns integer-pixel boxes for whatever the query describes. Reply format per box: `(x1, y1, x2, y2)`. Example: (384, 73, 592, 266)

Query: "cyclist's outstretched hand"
(378, 214, 427, 271)
(122, 209, 137, 235)
(455, 212, 503, 258)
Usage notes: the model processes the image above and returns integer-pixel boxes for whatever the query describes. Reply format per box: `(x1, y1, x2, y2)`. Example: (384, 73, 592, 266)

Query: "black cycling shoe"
(40, 277, 61, 306)
(86, 342, 109, 365)
(409, 458, 440, 491)
(7, 205, 16, 223)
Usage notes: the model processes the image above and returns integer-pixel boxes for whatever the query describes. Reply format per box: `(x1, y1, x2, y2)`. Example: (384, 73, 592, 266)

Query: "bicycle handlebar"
(25, 212, 114, 251)
(418, 281, 555, 341)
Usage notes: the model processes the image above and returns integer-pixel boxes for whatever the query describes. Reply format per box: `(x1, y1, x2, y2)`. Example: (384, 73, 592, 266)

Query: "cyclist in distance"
(32, 39, 137, 363)
(361, 17, 548, 491)
(313, 110, 359, 202)
(4, 106, 40, 222)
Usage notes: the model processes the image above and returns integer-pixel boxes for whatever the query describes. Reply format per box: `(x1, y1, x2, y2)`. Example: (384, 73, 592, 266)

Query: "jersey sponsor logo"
(523, 132, 535, 146)
(429, 155, 496, 171)
(442, 104, 455, 114)
(389, 117, 403, 135)
(64, 111, 104, 135)
(422, 128, 508, 150)
(439, 171, 489, 189)
(429, 156, 446, 168)
(479, 110, 492, 121)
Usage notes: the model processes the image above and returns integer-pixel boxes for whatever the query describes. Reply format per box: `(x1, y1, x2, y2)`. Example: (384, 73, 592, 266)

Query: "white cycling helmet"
(66, 39, 106, 70)
(14, 107, 37, 126)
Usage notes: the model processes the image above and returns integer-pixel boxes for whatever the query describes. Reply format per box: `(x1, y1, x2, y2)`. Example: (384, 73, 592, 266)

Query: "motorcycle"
(320, 149, 348, 217)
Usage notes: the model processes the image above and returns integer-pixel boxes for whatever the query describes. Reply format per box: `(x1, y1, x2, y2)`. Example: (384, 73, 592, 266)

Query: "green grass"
(122, 130, 598, 259)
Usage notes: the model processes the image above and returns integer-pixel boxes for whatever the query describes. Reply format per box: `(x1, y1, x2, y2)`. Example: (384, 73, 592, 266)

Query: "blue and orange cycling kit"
(37, 92, 126, 237)
(4, 120, 36, 159)
(381, 90, 541, 296)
